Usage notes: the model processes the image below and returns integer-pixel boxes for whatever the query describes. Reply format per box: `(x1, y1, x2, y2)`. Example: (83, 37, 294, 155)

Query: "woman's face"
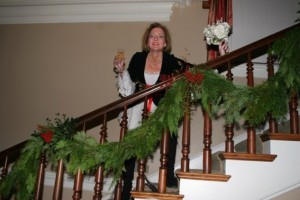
(147, 27, 166, 52)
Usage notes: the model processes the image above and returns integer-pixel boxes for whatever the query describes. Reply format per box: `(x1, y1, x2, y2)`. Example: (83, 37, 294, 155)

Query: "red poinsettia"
(40, 130, 54, 143)
(184, 70, 205, 84)
(37, 125, 54, 143)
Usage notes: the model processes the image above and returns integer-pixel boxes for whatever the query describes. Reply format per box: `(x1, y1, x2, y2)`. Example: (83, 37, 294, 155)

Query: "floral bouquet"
(204, 19, 231, 45)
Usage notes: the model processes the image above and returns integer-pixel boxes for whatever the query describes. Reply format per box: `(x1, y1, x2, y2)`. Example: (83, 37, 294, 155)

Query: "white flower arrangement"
(204, 19, 231, 45)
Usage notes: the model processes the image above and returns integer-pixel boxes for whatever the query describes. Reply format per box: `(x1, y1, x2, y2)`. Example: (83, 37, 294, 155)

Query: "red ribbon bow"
(146, 84, 153, 112)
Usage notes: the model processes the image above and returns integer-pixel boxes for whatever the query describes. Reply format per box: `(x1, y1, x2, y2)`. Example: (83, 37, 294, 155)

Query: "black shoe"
(166, 177, 178, 188)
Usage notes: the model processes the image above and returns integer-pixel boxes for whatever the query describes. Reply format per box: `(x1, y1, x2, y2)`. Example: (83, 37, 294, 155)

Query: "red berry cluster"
(159, 74, 173, 82)
(184, 70, 205, 84)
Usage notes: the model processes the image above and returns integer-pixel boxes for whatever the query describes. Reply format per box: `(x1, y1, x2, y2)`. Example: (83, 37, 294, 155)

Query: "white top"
(117, 70, 159, 130)
(144, 71, 160, 85)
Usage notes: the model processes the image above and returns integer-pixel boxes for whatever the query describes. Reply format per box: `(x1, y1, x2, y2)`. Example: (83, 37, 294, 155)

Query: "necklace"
(147, 54, 162, 68)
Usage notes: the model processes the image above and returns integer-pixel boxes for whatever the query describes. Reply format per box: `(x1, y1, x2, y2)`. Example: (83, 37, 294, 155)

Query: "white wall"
(232, 0, 299, 50)
(228, 0, 299, 78)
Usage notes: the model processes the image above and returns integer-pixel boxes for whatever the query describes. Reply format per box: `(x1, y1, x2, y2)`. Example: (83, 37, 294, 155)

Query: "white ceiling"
(0, 0, 192, 24)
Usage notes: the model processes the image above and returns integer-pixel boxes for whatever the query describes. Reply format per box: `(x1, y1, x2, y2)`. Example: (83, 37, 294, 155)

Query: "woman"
(114, 22, 188, 200)
(113, 22, 228, 200)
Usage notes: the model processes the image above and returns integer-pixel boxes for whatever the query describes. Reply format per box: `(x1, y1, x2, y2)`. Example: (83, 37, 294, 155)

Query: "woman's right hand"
(219, 40, 229, 56)
(113, 55, 125, 73)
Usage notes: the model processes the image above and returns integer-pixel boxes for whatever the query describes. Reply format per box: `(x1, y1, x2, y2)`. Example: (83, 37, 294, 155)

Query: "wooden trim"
(131, 191, 184, 200)
(220, 152, 277, 162)
(202, 1, 209, 9)
(0, 0, 185, 24)
(176, 169, 231, 182)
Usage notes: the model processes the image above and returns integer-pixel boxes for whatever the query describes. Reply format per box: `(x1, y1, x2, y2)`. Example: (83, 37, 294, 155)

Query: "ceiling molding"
(0, 0, 191, 24)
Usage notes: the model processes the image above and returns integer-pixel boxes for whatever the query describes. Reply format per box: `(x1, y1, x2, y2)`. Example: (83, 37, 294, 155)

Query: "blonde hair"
(141, 22, 172, 53)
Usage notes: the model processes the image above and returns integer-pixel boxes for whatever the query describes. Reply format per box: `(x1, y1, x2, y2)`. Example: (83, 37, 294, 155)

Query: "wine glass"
(114, 48, 125, 73)
(116, 48, 125, 60)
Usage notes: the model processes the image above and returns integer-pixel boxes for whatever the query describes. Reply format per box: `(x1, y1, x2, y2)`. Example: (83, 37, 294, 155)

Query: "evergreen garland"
(0, 26, 299, 199)
(0, 137, 44, 199)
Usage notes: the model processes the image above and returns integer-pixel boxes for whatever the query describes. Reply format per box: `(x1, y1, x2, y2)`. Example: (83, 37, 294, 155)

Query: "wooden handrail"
(0, 141, 27, 158)
(0, 141, 26, 165)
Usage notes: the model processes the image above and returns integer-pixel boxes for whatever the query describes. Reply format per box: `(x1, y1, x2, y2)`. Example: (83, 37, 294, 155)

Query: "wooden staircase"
(1, 23, 300, 200)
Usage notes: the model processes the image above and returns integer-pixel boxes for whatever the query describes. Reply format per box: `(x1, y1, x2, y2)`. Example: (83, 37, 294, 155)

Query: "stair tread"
(220, 152, 277, 161)
(131, 190, 184, 200)
(261, 133, 300, 141)
(176, 169, 231, 182)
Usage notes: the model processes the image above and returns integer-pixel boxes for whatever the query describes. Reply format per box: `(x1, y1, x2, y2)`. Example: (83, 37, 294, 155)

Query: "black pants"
(121, 135, 178, 200)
